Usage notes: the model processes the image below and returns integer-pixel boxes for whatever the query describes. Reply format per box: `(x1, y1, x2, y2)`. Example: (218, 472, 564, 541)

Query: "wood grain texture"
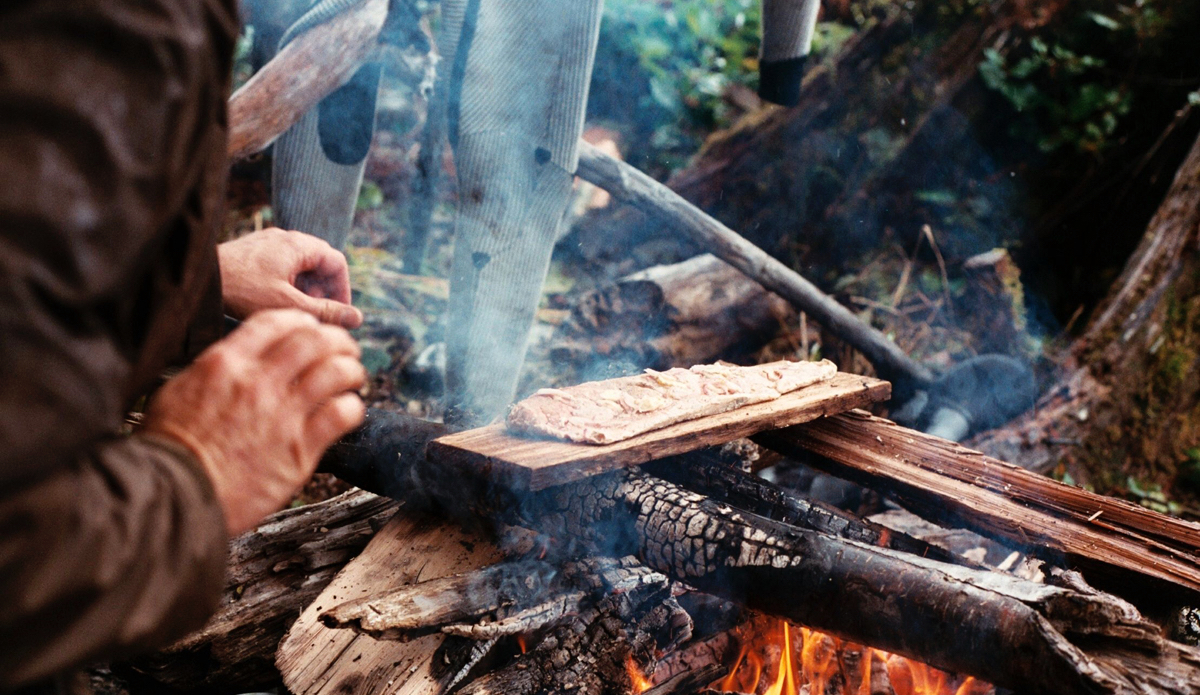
(759, 410, 1200, 601)
(227, 0, 387, 161)
(276, 510, 502, 695)
(428, 372, 890, 491)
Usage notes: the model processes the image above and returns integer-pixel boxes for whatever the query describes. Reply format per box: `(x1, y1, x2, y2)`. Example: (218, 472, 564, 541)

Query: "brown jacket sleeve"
(0, 0, 238, 687)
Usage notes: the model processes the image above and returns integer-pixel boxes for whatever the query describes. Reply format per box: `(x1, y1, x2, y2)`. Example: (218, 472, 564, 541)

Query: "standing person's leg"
(759, 0, 822, 107)
(443, 0, 604, 426)
(243, 0, 382, 249)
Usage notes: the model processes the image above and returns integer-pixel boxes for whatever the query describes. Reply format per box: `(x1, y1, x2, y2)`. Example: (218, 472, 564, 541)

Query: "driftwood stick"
(575, 141, 935, 388)
(226, 0, 388, 160)
(756, 410, 1200, 605)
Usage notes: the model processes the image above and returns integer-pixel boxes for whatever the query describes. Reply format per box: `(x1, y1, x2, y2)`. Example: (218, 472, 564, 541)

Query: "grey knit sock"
(444, 0, 604, 426)
(759, 0, 821, 106)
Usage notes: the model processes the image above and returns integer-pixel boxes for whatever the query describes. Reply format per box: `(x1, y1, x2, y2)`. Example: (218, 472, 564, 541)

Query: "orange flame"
(625, 654, 654, 694)
(516, 635, 527, 654)
(709, 617, 991, 695)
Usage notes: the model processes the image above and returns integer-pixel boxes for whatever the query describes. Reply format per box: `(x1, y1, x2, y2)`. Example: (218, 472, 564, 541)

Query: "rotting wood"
(428, 372, 890, 491)
(756, 410, 1200, 605)
(552, 254, 794, 371)
(226, 0, 387, 160)
(275, 511, 503, 695)
(126, 489, 397, 692)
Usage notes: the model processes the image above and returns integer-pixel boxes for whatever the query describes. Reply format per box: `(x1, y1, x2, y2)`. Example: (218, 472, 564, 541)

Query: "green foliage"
(977, 1, 1173, 154)
(591, 0, 856, 170)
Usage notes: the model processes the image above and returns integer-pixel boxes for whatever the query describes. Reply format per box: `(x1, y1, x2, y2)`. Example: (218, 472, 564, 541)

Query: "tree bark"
(968, 124, 1200, 491)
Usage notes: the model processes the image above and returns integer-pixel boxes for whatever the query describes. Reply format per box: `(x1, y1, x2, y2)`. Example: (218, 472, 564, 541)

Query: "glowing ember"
(709, 616, 992, 695)
(626, 654, 654, 694)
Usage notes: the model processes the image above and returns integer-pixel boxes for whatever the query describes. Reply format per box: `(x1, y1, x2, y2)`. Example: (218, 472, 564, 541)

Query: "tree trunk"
(968, 125, 1200, 498)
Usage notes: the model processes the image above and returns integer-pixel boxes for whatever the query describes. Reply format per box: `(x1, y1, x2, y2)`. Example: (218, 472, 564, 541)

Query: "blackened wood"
(575, 142, 934, 389)
(527, 468, 1200, 695)
(642, 663, 728, 695)
(757, 410, 1200, 603)
(646, 452, 965, 565)
(128, 490, 398, 692)
(428, 372, 890, 491)
(452, 562, 688, 695)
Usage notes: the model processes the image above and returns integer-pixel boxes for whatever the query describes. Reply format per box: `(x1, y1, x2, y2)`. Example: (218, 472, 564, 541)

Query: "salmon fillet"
(506, 359, 838, 444)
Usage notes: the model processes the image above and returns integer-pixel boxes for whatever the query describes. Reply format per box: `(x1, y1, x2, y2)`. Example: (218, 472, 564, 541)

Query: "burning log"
(519, 468, 1200, 695)
(756, 410, 1200, 607)
(552, 254, 794, 372)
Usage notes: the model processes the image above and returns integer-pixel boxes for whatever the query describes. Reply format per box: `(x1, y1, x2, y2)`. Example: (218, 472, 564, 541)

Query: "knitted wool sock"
(759, 0, 821, 107)
(443, 0, 604, 426)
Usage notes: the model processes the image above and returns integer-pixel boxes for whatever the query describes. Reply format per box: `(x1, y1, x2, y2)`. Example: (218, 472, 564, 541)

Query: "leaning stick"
(226, 0, 388, 160)
(574, 142, 935, 387)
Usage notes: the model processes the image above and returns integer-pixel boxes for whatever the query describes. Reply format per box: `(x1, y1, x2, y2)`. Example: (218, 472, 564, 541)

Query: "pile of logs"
(130, 401, 1200, 695)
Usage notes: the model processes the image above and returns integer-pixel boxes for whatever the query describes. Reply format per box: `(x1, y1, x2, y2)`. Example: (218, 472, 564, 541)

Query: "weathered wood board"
(428, 372, 890, 491)
(760, 409, 1200, 601)
(276, 509, 502, 695)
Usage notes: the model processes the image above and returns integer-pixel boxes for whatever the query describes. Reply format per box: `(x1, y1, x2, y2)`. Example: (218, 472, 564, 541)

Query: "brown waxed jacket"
(0, 0, 240, 688)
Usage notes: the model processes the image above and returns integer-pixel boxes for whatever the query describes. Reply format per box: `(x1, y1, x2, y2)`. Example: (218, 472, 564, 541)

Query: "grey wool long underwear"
(245, 0, 381, 249)
(442, 0, 604, 426)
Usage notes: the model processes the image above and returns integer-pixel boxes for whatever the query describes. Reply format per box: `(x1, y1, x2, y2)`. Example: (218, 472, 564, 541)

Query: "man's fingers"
(296, 354, 367, 405)
(293, 231, 354, 304)
(291, 289, 365, 329)
(261, 323, 361, 382)
(220, 309, 320, 356)
(304, 392, 366, 457)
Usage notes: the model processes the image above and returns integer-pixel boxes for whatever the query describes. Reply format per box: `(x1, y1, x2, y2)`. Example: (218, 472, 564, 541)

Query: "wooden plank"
(757, 410, 1200, 601)
(428, 372, 890, 491)
(276, 509, 503, 695)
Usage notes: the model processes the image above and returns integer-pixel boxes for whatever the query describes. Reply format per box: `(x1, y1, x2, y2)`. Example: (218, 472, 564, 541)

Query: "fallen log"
(575, 141, 934, 390)
(756, 410, 1200, 607)
(126, 489, 398, 691)
(552, 254, 794, 372)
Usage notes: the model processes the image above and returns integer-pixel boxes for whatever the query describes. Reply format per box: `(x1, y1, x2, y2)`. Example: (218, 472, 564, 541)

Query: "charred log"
(523, 468, 1200, 695)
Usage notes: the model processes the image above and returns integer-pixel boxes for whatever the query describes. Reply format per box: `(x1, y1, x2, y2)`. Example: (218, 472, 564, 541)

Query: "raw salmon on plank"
(506, 359, 838, 444)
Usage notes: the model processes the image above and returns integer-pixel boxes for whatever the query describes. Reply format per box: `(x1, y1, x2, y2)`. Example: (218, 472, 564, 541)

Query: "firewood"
(525, 468, 1200, 695)
(757, 410, 1200, 605)
(126, 489, 397, 692)
(275, 511, 504, 695)
(644, 451, 966, 565)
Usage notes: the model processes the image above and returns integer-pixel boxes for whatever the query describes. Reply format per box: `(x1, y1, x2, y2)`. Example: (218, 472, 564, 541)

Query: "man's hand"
(143, 310, 367, 535)
(219, 228, 364, 329)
